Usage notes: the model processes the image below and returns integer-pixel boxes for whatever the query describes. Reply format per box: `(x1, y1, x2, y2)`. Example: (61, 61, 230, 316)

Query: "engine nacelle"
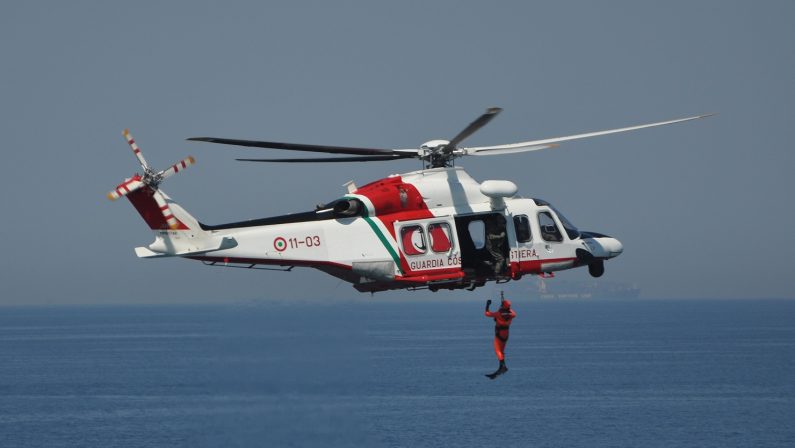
(333, 198, 363, 217)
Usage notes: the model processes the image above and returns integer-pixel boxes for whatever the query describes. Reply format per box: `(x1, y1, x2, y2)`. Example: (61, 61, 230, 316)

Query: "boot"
(485, 360, 508, 379)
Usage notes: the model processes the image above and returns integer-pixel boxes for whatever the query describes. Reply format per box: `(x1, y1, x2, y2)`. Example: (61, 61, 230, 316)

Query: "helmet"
(501, 299, 512, 309)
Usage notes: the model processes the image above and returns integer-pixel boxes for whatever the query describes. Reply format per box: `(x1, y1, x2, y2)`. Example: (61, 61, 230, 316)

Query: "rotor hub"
(141, 167, 162, 188)
(420, 139, 449, 150)
(419, 139, 455, 168)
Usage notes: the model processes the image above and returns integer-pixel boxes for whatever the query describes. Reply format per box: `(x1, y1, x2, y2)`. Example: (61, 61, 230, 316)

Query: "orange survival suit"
(485, 296, 516, 379)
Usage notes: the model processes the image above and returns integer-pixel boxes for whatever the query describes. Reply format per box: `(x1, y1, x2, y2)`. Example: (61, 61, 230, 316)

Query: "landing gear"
(588, 260, 605, 278)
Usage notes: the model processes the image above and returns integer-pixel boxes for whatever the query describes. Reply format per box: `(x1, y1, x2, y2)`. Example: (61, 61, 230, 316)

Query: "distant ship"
(515, 276, 641, 299)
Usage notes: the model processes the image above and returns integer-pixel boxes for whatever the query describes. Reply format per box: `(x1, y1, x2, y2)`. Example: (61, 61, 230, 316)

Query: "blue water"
(0, 300, 793, 447)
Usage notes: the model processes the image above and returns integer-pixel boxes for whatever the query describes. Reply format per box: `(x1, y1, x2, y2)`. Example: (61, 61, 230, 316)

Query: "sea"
(0, 299, 793, 447)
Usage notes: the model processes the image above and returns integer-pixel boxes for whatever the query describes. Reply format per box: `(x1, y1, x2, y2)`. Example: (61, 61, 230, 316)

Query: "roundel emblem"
(273, 237, 287, 252)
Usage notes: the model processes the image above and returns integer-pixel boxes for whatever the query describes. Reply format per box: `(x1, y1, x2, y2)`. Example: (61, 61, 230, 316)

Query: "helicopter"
(108, 108, 711, 292)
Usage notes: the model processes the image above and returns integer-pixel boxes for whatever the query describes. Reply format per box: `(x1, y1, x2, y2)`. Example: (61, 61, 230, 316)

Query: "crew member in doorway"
(485, 216, 508, 276)
(484, 292, 516, 379)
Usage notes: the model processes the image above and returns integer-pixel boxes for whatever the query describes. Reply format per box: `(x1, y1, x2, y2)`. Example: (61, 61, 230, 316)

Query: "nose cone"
(604, 237, 623, 258)
(581, 232, 623, 259)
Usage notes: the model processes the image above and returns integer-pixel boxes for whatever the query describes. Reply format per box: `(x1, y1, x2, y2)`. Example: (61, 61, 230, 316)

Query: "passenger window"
(401, 225, 427, 255)
(513, 215, 532, 243)
(428, 222, 453, 253)
(468, 220, 485, 249)
(538, 211, 563, 242)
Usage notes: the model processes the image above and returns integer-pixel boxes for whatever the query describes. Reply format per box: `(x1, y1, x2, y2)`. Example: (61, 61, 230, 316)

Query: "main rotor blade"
(443, 107, 502, 154)
(236, 154, 415, 163)
(465, 143, 559, 156)
(463, 113, 714, 155)
(188, 137, 404, 156)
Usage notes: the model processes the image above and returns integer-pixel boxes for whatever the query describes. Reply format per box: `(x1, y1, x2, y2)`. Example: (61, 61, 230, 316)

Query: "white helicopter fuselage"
(130, 167, 622, 292)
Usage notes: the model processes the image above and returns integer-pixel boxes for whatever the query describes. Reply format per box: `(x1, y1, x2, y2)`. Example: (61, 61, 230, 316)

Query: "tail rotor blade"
(152, 189, 180, 230)
(107, 177, 145, 201)
(159, 156, 196, 180)
(123, 129, 150, 169)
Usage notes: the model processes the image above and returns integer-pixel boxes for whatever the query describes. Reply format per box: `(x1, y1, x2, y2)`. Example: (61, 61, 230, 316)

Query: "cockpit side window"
(549, 205, 580, 240)
(538, 211, 564, 242)
(513, 215, 532, 243)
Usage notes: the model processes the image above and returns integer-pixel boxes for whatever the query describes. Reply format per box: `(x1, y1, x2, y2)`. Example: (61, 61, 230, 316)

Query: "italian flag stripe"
(347, 195, 403, 275)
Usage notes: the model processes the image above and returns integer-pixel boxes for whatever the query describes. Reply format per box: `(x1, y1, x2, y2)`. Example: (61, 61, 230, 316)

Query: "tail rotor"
(108, 129, 195, 230)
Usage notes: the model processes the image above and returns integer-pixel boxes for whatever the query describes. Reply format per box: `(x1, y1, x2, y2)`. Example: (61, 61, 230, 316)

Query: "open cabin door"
(454, 213, 510, 278)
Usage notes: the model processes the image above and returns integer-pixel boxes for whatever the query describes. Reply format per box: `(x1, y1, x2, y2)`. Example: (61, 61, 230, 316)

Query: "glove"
(486, 299, 492, 310)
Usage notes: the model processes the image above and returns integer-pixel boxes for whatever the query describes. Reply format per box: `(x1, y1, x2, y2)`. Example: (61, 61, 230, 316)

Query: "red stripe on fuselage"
(187, 255, 352, 271)
(393, 271, 466, 283)
(512, 257, 577, 275)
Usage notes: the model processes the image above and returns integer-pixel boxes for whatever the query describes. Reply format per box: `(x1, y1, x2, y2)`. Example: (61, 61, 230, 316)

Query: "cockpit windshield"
(549, 204, 580, 240)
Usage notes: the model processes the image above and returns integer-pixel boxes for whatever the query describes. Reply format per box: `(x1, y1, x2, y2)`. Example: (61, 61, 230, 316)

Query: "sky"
(0, 1, 793, 304)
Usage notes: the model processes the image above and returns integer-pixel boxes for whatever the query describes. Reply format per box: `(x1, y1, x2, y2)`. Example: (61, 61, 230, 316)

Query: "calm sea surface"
(0, 299, 793, 447)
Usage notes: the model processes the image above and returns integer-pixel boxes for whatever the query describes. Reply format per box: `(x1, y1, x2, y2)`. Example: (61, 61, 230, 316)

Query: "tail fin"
(125, 186, 197, 231)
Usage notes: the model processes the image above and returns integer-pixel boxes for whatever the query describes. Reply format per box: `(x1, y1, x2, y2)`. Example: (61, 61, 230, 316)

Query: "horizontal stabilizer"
(135, 246, 168, 258)
(136, 236, 238, 258)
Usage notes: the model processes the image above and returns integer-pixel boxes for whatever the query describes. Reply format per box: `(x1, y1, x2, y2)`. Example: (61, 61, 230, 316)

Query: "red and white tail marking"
(159, 156, 196, 180)
(107, 176, 144, 201)
(123, 128, 150, 169)
(151, 189, 180, 230)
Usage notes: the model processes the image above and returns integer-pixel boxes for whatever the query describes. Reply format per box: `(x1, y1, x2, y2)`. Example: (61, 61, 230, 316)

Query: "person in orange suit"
(485, 292, 516, 379)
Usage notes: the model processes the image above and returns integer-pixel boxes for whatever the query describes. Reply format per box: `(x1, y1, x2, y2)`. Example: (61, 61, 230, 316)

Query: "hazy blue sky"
(1, 1, 792, 304)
